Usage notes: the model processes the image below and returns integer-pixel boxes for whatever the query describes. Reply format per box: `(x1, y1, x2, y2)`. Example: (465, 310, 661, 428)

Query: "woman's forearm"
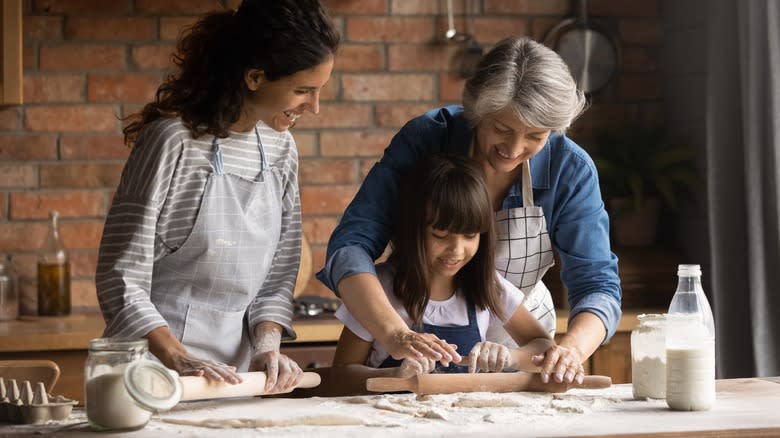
(558, 311, 606, 362)
(252, 321, 283, 353)
(144, 326, 188, 369)
(508, 337, 555, 371)
(338, 273, 412, 353)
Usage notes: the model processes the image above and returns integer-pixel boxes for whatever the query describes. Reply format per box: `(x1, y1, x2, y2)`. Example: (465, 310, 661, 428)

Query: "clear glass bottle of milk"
(665, 264, 715, 411)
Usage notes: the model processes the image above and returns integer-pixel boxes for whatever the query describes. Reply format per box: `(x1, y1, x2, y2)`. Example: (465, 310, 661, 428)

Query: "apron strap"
(522, 161, 534, 207)
(255, 126, 269, 171)
(212, 127, 267, 175)
(211, 137, 224, 175)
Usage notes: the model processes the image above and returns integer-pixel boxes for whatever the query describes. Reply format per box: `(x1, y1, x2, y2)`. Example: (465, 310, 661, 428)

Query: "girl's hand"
(172, 354, 242, 384)
(531, 344, 585, 384)
(467, 341, 511, 373)
(250, 350, 304, 393)
(383, 329, 461, 366)
(395, 356, 437, 378)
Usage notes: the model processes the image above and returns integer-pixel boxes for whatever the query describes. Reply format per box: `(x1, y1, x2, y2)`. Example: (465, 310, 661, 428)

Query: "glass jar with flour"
(665, 264, 715, 411)
(631, 313, 666, 399)
(85, 338, 180, 431)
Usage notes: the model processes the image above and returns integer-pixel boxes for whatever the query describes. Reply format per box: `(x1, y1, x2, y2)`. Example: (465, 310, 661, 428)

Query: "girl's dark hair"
(123, 0, 340, 144)
(388, 153, 504, 325)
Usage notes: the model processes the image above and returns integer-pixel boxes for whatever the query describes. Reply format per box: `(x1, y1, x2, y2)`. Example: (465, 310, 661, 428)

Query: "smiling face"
(424, 226, 480, 289)
(474, 106, 551, 174)
(239, 57, 334, 132)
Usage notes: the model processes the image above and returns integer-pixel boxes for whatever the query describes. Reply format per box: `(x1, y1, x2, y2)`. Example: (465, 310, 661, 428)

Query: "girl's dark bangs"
(427, 179, 492, 233)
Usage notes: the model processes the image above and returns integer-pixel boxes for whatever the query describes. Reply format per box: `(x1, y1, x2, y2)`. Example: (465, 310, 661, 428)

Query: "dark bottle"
(37, 211, 71, 316)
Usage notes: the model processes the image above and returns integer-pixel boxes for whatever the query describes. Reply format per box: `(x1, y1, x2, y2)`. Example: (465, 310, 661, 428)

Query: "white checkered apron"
(493, 162, 556, 338)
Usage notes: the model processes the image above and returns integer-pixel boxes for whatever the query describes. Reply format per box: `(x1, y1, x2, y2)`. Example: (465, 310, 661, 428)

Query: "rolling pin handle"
(580, 375, 612, 389)
(366, 376, 416, 393)
(299, 371, 322, 388)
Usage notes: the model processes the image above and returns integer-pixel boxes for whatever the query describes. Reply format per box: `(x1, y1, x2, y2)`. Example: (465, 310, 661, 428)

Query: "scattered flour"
(154, 387, 626, 432)
(161, 414, 364, 428)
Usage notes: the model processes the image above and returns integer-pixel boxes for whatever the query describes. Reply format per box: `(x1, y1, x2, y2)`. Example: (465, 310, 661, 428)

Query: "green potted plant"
(592, 121, 700, 246)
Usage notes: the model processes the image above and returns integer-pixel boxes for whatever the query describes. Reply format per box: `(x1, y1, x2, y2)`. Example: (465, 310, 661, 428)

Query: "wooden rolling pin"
(179, 371, 321, 401)
(366, 372, 611, 395)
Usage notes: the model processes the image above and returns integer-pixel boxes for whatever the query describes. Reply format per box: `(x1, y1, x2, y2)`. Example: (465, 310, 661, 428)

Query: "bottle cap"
(677, 264, 701, 276)
(124, 360, 181, 412)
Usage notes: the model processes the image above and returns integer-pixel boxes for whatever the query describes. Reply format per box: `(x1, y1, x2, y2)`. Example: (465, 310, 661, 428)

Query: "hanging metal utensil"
(543, 0, 619, 93)
(445, 0, 471, 42)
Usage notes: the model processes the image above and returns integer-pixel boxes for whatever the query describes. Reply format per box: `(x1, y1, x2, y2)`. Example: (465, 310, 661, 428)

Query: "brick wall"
(0, 0, 661, 312)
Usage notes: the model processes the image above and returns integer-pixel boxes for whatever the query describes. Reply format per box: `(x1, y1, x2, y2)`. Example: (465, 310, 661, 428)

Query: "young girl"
(330, 154, 556, 392)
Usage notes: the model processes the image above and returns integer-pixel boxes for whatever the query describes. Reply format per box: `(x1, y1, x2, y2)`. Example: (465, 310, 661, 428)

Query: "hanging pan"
(543, 0, 619, 94)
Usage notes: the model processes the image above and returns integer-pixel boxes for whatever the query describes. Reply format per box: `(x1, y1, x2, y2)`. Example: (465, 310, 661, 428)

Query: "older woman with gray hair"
(317, 36, 620, 385)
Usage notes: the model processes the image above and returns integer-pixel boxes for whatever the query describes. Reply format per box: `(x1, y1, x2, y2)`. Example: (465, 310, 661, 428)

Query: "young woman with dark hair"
(96, 0, 339, 392)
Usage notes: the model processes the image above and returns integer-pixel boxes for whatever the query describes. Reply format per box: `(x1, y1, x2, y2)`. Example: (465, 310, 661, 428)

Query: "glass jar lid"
(124, 359, 181, 412)
(89, 338, 148, 354)
(636, 313, 666, 328)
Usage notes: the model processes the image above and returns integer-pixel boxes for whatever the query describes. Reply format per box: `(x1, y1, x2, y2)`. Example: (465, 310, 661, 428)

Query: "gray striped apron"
(149, 128, 284, 371)
(488, 161, 556, 343)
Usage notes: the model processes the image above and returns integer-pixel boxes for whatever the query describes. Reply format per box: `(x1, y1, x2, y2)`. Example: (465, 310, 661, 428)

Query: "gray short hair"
(462, 37, 586, 133)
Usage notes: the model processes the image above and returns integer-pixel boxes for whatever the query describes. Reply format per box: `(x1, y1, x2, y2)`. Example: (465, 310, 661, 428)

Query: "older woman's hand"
(531, 344, 585, 385)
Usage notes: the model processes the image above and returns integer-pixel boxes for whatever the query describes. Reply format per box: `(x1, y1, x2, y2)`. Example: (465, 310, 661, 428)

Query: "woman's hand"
(145, 326, 242, 384)
(531, 344, 585, 384)
(383, 329, 461, 366)
(251, 321, 303, 393)
(171, 353, 242, 384)
(249, 350, 303, 393)
(467, 341, 510, 373)
(395, 356, 438, 378)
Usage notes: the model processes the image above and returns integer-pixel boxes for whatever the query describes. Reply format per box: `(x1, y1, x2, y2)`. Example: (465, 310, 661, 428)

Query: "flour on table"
(161, 414, 364, 429)
(155, 387, 626, 431)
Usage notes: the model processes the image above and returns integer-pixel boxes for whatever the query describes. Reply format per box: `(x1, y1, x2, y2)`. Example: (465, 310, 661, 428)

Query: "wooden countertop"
(0, 309, 656, 353)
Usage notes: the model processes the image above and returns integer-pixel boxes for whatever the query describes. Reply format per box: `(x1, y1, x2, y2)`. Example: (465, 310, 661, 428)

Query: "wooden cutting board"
(367, 371, 611, 395)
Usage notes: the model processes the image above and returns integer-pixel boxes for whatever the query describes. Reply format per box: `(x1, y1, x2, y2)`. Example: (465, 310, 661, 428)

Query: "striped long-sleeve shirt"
(96, 117, 301, 340)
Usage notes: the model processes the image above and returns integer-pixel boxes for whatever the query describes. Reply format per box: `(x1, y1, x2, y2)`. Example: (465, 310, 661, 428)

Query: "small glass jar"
(84, 338, 181, 431)
(85, 338, 154, 431)
(631, 313, 667, 399)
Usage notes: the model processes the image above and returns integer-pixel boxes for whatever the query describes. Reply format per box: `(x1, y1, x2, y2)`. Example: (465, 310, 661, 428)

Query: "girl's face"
(474, 106, 551, 174)
(244, 57, 334, 132)
(424, 226, 480, 281)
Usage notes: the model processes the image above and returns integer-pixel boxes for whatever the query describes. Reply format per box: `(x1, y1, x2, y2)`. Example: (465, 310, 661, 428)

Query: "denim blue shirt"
(316, 105, 622, 341)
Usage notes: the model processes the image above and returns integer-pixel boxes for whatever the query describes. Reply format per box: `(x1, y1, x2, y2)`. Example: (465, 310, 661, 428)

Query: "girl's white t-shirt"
(335, 263, 526, 367)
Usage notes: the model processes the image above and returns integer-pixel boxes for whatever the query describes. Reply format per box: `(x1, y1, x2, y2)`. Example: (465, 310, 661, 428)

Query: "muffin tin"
(0, 377, 77, 424)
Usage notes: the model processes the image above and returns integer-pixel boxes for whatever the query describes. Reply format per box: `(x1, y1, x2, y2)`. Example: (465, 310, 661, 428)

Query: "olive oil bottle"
(37, 211, 71, 316)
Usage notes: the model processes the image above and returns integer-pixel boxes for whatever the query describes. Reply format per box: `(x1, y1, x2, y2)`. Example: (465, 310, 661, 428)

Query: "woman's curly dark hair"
(123, 0, 340, 144)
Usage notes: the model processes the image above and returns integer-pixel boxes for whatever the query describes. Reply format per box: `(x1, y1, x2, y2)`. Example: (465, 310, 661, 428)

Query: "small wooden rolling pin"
(179, 371, 321, 401)
(366, 371, 611, 395)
